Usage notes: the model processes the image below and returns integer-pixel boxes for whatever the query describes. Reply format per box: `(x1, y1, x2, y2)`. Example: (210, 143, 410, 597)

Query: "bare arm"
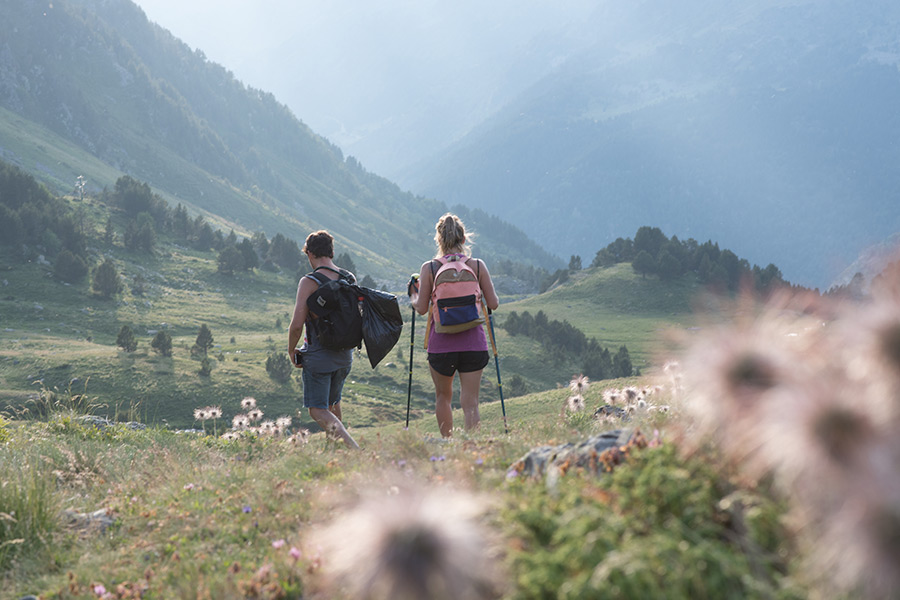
(412, 261, 434, 316)
(288, 276, 318, 366)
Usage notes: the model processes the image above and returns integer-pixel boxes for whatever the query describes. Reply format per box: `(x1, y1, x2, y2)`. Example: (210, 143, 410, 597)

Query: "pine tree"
(613, 345, 633, 378)
(199, 356, 213, 377)
(55, 249, 88, 283)
(116, 325, 137, 353)
(151, 330, 173, 357)
(194, 324, 214, 355)
(217, 246, 243, 275)
(266, 352, 293, 383)
(632, 250, 656, 279)
(91, 258, 121, 298)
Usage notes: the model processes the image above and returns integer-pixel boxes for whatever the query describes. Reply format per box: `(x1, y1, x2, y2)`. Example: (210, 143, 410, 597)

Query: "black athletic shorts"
(427, 350, 490, 377)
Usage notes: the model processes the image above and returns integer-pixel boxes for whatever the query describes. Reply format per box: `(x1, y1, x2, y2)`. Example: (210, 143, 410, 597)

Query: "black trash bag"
(360, 287, 403, 368)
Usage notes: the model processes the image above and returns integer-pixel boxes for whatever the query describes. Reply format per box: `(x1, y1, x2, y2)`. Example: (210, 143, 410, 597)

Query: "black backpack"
(306, 267, 364, 351)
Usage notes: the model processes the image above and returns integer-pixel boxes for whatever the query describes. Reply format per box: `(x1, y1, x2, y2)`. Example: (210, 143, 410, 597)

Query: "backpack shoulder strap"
(314, 265, 355, 284)
(306, 271, 330, 286)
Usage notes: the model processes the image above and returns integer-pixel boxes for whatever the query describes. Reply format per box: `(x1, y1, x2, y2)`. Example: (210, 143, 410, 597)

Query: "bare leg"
(430, 366, 455, 437)
(458, 369, 483, 432)
(308, 406, 359, 449)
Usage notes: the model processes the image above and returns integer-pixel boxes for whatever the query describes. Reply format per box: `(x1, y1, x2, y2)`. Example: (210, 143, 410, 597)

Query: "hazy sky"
(133, 0, 597, 178)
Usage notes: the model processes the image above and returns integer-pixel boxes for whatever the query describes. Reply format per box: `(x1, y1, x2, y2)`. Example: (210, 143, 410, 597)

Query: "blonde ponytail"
(434, 213, 474, 257)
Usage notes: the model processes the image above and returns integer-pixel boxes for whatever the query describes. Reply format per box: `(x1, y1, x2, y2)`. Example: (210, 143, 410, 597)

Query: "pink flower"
(93, 583, 107, 596)
(183, 483, 195, 491)
(290, 546, 302, 561)
(272, 538, 286, 549)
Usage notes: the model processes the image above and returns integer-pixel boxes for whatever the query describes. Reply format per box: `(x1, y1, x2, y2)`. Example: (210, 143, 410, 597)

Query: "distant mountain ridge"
(406, 0, 900, 289)
(0, 0, 558, 278)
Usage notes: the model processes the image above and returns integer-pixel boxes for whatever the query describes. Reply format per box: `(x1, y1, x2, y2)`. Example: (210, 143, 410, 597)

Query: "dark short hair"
(303, 230, 334, 258)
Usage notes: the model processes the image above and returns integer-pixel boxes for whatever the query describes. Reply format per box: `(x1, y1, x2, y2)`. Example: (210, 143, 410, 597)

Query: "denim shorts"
(427, 351, 490, 377)
(302, 366, 351, 409)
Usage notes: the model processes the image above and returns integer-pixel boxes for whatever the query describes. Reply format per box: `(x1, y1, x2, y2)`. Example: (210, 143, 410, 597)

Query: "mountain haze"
(0, 0, 558, 279)
(404, 0, 900, 288)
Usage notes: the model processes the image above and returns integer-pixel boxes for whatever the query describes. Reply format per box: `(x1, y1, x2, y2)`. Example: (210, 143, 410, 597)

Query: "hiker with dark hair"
(410, 213, 500, 437)
(288, 230, 360, 449)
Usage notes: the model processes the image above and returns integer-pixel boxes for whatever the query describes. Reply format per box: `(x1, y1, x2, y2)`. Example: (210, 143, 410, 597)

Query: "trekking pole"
(483, 301, 508, 434)
(405, 274, 419, 428)
(405, 305, 415, 428)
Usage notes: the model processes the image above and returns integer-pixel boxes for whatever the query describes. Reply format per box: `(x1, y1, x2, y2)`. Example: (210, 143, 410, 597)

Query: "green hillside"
(0, 236, 695, 431)
(502, 263, 700, 371)
(0, 0, 558, 281)
(0, 166, 699, 428)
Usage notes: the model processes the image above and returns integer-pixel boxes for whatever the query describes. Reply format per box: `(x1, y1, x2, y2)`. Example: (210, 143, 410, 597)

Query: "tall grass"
(0, 442, 60, 572)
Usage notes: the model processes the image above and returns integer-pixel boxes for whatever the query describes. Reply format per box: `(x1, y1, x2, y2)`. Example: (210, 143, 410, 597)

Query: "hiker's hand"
(407, 274, 419, 298)
(291, 349, 303, 368)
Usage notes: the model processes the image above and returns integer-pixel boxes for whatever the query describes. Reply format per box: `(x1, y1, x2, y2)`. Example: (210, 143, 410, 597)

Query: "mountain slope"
(407, 0, 900, 288)
(0, 0, 556, 278)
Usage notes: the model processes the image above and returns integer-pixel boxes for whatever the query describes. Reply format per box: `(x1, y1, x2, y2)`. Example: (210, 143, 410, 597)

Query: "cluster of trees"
(503, 310, 633, 380)
(2, 163, 378, 302)
(0, 161, 90, 282)
(116, 323, 218, 376)
(590, 226, 789, 292)
(107, 175, 318, 278)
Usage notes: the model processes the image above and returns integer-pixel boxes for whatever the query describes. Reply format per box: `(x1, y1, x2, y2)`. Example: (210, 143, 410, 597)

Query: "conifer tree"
(91, 258, 121, 298)
(194, 324, 214, 355)
(55, 249, 88, 283)
(116, 325, 137, 353)
(151, 330, 172, 357)
(632, 250, 656, 279)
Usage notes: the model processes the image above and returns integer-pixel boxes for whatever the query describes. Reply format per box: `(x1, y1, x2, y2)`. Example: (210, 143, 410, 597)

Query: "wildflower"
(310, 481, 498, 600)
(276, 416, 292, 431)
(183, 483, 195, 491)
(207, 406, 222, 419)
(272, 539, 286, 549)
(565, 394, 585, 413)
(242, 505, 252, 514)
(602, 388, 621, 405)
(221, 431, 239, 442)
(568, 374, 590, 394)
(247, 409, 263, 422)
(232, 414, 250, 430)
(241, 396, 257, 410)
(289, 546, 301, 561)
(193, 407, 209, 421)
(93, 583, 107, 596)
(291, 428, 310, 445)
(260, 420, 277, 435)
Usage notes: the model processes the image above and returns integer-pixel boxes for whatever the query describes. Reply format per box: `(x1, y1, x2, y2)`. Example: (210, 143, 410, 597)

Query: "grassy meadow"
(0, 371, 809, 600)
(0, 214, 699, 433)
(3, 189, 897, 598)
(3, 253, 898, 599)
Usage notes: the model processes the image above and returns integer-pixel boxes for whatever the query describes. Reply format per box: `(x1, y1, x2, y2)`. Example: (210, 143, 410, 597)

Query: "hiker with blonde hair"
(409, 213, 499, 437)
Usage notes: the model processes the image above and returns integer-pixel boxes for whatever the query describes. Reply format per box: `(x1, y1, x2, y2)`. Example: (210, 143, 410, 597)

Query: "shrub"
(265, 351, 293, 383)
(503, 443, 799, 600)
(151, 330, 172, 357)
(54, 249, 88, 283)
(91, 258, 121, 298)
(116, 325, 137, 353)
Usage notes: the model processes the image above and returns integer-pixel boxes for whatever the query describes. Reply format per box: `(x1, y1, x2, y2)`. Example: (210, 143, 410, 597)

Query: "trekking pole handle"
(407, 273, 419, 298)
